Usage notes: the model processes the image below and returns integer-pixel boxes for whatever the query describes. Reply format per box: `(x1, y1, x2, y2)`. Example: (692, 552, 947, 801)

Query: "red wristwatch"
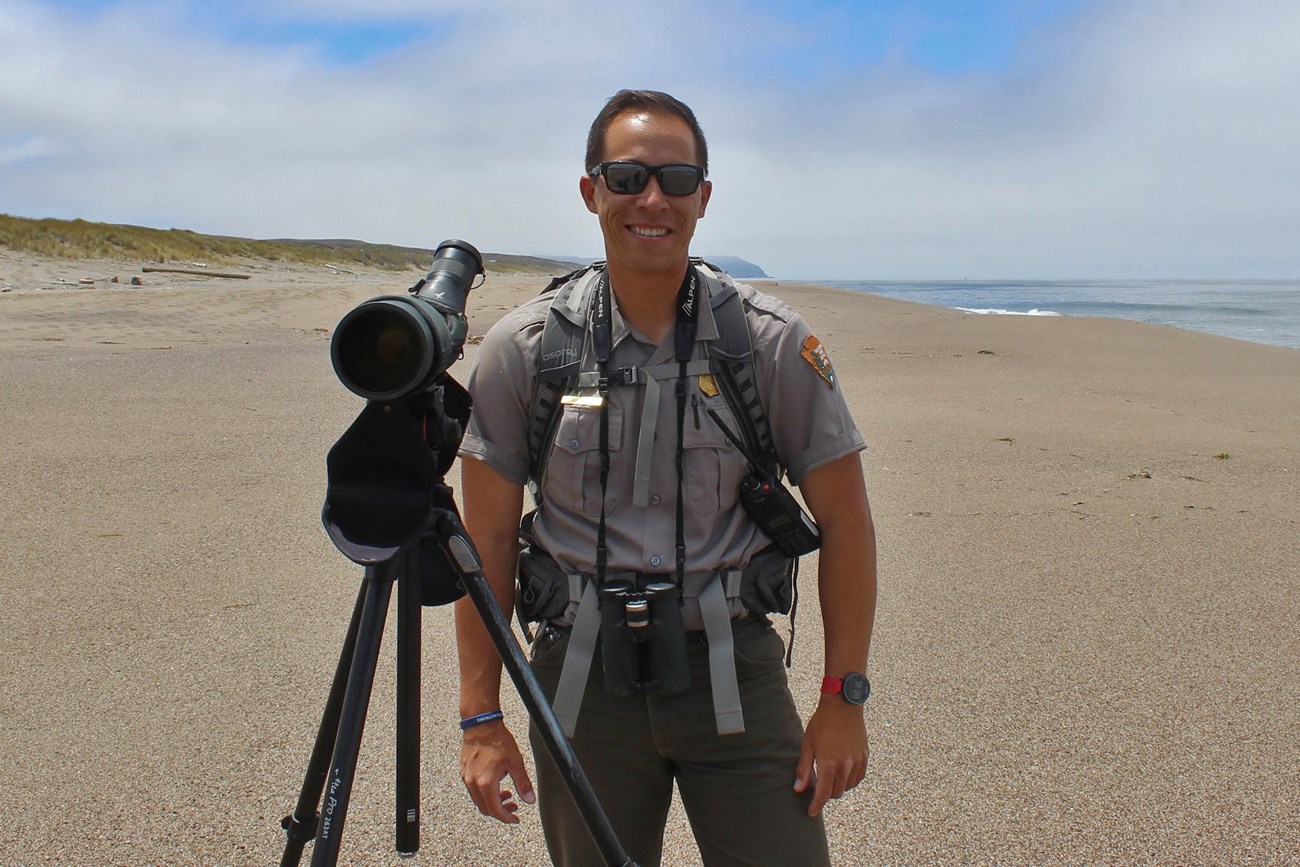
(821, 673, 871, 705)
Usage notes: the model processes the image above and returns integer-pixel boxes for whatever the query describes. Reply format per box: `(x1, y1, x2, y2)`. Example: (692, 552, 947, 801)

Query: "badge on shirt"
(800, 335, 836, 387)
(698, 373, 720, 397)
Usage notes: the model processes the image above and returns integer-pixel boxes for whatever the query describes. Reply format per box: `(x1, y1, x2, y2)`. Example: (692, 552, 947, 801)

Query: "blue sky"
(3, 0, 1298, 278)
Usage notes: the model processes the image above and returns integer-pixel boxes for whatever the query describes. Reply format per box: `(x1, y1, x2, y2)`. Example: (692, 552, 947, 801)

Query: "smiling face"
(580, 110, 712, 283)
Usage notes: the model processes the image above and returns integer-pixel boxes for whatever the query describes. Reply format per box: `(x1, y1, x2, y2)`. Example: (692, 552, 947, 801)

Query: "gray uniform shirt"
(459, 270, 865, 576)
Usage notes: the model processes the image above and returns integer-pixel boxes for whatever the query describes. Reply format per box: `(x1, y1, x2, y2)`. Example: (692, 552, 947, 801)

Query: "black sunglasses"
(590, 161, 706, 197)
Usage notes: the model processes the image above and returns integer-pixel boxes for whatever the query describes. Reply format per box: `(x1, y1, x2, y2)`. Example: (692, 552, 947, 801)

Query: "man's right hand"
(460, 720, 536, 824)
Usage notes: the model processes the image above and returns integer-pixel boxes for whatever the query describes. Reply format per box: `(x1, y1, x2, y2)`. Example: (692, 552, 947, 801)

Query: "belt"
(548, 567, 748, 631)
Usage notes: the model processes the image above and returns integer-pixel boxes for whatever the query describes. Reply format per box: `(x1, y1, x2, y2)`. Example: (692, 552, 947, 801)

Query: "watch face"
(842, 673, 871, 705)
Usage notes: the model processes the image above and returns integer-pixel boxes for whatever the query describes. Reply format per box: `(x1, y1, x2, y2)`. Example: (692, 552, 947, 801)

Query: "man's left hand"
(793, 700, 870, 817)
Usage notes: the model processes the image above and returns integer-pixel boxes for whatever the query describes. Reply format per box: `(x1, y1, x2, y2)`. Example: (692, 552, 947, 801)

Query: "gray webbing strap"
(633, 369, 662, 507)
(563, 268, 599, 318)
(723, 568, 743, 600)
(699, 575, 745, 735)
(681, 568, 744, 601)
(631, 360, 712, 507)
(553, 580, 600, 738)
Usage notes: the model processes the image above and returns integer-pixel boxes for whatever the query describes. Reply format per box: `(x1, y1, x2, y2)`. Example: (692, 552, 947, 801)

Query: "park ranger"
(454, 89, 877, 867)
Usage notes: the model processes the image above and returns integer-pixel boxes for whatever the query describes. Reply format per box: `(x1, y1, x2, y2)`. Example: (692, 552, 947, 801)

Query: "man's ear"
(698, 179, 713, 218)
(580, 174, 598, 214)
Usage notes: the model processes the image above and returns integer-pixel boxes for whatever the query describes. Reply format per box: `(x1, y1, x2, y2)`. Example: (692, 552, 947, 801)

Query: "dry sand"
(1, 250, 1296, 866)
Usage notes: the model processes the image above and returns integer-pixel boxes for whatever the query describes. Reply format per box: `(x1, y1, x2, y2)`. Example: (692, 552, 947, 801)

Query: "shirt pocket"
(547, 406, 625, 518)
(682, 398, 747, 518)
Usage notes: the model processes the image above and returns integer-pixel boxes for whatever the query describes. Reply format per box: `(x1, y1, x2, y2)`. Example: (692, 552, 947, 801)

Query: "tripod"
(279, 389, 637, 866)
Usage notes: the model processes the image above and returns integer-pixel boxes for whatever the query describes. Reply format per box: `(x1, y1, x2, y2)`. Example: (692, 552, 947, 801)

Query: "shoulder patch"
(800, 335, 836, 387)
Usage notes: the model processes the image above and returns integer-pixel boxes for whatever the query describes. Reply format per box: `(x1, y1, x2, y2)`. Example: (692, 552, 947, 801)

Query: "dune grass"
(0, 213, 571, 275)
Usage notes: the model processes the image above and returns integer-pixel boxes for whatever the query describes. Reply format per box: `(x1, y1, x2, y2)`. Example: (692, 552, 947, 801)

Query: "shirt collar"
(606, 271, 720, 362)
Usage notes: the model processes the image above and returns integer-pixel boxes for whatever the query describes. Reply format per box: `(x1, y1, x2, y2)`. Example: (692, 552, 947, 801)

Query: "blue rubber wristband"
(459, 710, 504, 731)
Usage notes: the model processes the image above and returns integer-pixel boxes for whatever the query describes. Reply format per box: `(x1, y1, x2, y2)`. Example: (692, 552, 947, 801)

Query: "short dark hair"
(585, 90, 709, 175)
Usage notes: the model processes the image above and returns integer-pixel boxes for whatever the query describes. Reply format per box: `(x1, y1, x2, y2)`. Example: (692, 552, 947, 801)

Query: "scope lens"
(337, 305, 426, 396)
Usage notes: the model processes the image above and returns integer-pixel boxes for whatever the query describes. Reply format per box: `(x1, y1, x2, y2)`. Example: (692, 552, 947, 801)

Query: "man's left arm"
(791, 451, 877, 818)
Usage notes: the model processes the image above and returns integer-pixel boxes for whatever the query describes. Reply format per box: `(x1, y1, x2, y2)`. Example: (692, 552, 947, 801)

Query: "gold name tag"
(560, 392, 605, 408)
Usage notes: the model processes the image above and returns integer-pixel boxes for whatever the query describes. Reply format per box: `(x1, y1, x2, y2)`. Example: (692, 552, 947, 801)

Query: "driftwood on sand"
(141, 266, 251, 279)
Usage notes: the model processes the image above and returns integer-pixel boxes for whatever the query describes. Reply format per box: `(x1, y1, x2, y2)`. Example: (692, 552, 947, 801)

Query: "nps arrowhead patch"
(800, 334, 836, 387)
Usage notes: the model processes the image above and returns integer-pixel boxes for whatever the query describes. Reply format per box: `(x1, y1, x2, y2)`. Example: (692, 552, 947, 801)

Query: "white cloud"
(2, 0, 1298, 277)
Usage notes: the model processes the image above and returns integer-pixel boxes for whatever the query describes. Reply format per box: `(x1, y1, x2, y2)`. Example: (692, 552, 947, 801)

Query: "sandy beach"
(1, 249, 1296, 866)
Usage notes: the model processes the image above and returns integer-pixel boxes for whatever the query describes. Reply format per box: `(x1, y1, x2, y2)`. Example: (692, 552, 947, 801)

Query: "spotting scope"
(283, 234, 638, 867)
(330, 239, 483, 400)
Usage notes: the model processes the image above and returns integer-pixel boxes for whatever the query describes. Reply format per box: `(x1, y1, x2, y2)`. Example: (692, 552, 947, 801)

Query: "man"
(454, 89, 876, 866)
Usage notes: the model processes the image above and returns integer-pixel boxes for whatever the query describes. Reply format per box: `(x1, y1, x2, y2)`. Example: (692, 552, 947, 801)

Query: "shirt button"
(569, 439, 580, 449)
(650, 555, 662, 567)
(650, 495, 662, 506)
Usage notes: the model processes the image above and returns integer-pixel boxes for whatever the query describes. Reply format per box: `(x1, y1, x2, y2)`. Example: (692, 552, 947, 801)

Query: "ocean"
(814, 279, 1300, 351)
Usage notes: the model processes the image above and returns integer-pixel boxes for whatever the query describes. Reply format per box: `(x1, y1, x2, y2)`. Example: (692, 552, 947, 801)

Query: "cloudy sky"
(2, 0, 1297, 278)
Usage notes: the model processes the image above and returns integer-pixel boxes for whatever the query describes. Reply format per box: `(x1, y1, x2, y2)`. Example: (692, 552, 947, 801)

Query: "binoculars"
(598, 580, 690, 696)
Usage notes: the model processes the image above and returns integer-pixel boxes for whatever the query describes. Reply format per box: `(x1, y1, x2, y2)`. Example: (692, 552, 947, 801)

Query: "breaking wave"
(956, 307, 1062, 316)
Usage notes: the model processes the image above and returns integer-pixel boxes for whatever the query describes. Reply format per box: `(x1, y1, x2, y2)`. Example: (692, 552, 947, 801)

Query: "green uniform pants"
(528, 616, 831, 867)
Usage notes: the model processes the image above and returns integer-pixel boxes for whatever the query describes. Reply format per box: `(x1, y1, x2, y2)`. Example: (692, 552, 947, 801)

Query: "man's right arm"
(454, 455, 534, 823)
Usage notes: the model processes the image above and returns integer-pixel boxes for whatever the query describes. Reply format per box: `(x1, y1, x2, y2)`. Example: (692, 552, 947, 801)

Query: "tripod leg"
(395, 544, 422, 855)
(308, 564, 395, 867)
(434, 512, 639, 867)
(281, 580, 368, 867)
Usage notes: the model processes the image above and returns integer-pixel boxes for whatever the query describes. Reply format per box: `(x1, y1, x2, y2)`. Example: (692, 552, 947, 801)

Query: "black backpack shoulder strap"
(695, 262, 782, 477)
(526, 264, 604, 501)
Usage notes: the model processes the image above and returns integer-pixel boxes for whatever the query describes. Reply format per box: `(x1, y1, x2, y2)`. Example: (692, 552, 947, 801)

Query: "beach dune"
(0, 252, 1295, 865)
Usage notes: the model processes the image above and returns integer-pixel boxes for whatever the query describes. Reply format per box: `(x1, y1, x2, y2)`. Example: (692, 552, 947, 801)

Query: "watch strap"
(822, 672, 871, 704)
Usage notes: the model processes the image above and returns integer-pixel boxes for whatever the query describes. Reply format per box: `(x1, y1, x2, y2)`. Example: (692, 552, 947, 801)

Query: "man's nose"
(635, 176, 670, 209)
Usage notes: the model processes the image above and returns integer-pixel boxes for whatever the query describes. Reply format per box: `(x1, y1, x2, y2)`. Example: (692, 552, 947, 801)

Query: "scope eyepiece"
(412, 239, 481, 315)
